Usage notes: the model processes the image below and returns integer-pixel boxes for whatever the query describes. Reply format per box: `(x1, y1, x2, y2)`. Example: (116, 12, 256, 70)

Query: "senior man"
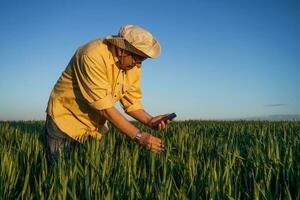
(45, 25, 174, 161)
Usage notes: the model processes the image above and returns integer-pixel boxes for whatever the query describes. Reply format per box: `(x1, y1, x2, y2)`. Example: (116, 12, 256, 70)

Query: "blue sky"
(0, 0, 299, 120)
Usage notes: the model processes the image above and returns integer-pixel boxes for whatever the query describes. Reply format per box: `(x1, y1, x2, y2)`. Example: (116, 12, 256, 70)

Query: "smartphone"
(153, 113, 177, 128)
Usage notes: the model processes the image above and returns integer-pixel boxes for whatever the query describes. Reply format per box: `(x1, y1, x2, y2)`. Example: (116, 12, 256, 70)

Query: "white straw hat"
(106, 25, 161, 58)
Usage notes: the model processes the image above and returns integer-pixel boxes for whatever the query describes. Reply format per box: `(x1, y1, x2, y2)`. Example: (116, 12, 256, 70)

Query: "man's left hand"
(147, 113, 174, 131)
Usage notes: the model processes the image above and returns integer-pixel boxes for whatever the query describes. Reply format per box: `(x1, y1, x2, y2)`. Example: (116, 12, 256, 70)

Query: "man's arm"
(99, 107, 139, 139)
(99, 107, 164, 153)
(126, 109, 153, 126)
(127, 109, 173, 130)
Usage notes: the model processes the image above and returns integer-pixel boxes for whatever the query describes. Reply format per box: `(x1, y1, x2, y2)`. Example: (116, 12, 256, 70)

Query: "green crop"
(0, 120, 299, 199)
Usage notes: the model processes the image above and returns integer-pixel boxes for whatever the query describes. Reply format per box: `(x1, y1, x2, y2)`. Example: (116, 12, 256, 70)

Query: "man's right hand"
(99, 107, 165, 153)
(139, 132, 165, 153)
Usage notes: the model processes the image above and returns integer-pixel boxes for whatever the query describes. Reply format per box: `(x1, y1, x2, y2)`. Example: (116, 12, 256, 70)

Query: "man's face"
(116, 48, 147, 70)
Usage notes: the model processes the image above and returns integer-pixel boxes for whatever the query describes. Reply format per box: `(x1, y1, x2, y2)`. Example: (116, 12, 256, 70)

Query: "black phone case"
(153, 113, 177, 127)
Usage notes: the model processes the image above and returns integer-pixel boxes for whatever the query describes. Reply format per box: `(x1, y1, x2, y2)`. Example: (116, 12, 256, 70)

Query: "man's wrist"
(134, 130, 143, 142)
(133, 130, 152, 147)
(146, 117, 154, 128)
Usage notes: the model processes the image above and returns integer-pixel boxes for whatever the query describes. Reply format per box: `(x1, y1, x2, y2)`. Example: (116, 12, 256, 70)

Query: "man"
(45, 25, 174, 161)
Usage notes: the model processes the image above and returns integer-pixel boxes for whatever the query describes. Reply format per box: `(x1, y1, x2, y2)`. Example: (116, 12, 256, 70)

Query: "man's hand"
(147, 113, 174, 131)
(139, 132, 165, 153)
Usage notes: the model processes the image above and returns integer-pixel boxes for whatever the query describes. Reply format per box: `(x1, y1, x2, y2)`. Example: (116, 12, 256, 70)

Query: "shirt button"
(114, 95, 117, 97)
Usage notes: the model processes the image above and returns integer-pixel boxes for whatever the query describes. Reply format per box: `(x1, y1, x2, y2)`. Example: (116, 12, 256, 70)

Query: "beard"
(116, 61, 136, 71)
(116, 59, 142, 70)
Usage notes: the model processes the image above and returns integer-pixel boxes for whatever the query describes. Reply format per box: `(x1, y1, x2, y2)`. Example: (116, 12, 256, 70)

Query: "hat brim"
(106, 36, 149, 58)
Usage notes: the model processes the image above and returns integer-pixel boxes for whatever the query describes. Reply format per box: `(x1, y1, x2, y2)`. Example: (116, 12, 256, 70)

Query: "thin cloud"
(264, 104, 287, 107)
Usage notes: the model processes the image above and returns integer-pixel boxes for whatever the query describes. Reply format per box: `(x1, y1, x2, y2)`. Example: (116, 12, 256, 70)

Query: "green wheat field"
(0, 120, 299, 199)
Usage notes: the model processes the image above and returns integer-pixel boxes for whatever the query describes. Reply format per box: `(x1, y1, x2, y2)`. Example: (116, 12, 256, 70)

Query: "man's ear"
(116, 47, 122, 57)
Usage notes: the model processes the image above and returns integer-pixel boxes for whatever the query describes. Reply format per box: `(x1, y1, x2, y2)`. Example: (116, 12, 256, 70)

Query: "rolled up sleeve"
(89, 94, 114, 110)
(74, 54, 114, 110)
(120, 68, 143, 113)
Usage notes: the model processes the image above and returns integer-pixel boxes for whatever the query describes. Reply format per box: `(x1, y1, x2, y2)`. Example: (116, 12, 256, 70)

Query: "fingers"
(150, 113, 175, 131)
(158, 119, 172, 130)
(142, 134, 165, 153)
(139, 132, 165, 153)
(148, 115, 162, 129)
(158, 121, 164, 130)
(151, 136, 165, 153)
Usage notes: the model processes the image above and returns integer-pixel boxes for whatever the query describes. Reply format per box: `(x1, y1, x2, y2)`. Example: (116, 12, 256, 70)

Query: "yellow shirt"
(46, 39, 143, 141)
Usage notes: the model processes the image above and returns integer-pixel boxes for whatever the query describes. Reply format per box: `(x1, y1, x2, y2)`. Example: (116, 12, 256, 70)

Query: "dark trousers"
(44, 115, 78, 164)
